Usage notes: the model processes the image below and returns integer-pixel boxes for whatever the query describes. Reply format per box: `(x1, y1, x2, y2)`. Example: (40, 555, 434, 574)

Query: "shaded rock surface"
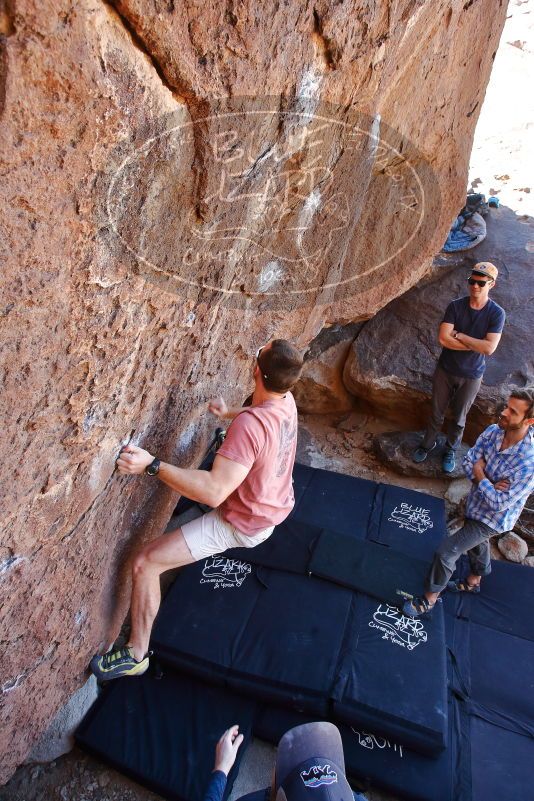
(514, 492, 534, 542)
(343, 206, 534, 439)
(0, 0, 507, 780)
(293, 323, 363, 413)
(25, 677, 98, 765)
(497, 531, 528, 563)
(373, 431, 469, 479)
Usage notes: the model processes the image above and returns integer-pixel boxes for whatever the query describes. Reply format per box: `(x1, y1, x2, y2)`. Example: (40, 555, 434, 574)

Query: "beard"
(498, 415, 524, 431)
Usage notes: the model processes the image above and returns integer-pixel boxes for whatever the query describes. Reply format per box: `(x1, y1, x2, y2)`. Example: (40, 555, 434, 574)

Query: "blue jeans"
(425, 518, 496, 593)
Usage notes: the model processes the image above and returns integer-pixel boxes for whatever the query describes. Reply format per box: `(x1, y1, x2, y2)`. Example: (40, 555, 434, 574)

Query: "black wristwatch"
(145, 457, 161, 476)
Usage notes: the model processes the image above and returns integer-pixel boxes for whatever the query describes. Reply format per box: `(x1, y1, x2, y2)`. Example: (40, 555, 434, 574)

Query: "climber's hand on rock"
(117, 444, 154, 474)
(208, 396, 228, 419)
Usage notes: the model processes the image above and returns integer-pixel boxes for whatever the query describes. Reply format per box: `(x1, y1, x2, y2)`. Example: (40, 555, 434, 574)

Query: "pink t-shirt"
(217, 393, 298, 535)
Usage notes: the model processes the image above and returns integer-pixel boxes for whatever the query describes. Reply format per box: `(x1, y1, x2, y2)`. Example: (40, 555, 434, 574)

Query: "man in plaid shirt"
(404, 388, 534, 617)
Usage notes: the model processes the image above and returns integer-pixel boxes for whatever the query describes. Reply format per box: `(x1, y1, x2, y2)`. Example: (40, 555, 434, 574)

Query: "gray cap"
(274, 723, 353, 801)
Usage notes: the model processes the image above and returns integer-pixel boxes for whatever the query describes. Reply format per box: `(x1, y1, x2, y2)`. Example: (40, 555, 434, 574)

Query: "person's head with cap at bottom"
(273, 723, 367, 801)
(205, 722, 368, 801)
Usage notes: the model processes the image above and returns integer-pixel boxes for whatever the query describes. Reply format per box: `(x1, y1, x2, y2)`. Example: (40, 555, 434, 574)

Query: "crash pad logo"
(369, 604, 428, 650)
(351, 728, 404, 758)
(300, 765, 338, 789)
(388, 503, 434, 534)
(200, 557, 251, 589)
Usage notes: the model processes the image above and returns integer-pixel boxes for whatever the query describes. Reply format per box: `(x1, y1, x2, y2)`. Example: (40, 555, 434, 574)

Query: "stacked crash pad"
(77, 463, 534, 801)
(152, 463, 449, 755)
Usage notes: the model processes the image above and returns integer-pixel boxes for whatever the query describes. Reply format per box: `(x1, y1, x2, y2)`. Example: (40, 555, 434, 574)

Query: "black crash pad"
(76, 671, 255, 801)
(152, 557, 264, 685)
(469, 715, 534, 801)
(308, 531, 430, 606)
(153, 552, 448, 751)
(448, 616, 534, 739)
(254, 696, 463, 801)
(445, 558, 534, 643)
(368, 484, 447, 561)
(226, 569, 354, 712)
(332, 594, 448, 756)
(225, 518, 323, 575)
(291, 466, 378, 539)
(153, 559, 353, 715)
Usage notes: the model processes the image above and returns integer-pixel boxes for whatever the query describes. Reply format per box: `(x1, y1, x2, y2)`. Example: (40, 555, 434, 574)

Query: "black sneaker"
(412, 442, 436, 463)
(90, 646, 150, 682)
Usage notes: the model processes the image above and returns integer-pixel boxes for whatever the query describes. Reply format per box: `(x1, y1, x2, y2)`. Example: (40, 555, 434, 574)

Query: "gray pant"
(421, 365, 482, 451)
(425, 518, 496, 593)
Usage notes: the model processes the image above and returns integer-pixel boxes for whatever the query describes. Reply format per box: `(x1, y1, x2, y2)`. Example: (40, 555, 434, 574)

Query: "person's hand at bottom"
(214, 725, 244, 775)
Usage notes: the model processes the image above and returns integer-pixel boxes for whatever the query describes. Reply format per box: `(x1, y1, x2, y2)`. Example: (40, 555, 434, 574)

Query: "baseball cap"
(472, 261, 498, 280)
(274, 723, 353, 801)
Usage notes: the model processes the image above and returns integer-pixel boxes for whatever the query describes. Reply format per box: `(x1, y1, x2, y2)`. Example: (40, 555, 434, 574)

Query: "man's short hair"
(258, 339, 304, 393)
(510, 388, 534, 419)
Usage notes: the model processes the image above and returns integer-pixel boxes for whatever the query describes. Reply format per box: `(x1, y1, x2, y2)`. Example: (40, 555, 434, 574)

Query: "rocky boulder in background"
(0, 0, 507, 779)
(372, 431, 469, 479)
(293, 322, 363, 413)
(497, 532, 529, 564)
(343, 206, 534, 441)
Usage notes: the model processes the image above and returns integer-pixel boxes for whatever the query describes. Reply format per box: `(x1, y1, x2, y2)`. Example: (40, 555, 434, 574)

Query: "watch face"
(146, 459, 160, 475)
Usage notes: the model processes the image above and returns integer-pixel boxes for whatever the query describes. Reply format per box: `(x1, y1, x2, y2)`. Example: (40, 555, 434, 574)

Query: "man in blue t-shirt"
(413, 262, 505, 473)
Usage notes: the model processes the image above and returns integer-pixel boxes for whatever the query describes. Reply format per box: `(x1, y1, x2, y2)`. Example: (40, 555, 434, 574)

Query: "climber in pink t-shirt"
(90, 339, 304, 682)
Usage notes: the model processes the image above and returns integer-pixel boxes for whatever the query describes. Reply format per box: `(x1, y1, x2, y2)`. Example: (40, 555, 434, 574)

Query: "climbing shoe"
(90, 645, 150, 682)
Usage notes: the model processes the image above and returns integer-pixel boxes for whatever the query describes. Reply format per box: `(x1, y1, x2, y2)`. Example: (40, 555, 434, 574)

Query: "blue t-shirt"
(438, 296, 505, 379)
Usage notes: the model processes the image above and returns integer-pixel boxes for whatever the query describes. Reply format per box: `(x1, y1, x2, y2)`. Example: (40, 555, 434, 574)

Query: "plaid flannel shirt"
(463, 424, 534, 534)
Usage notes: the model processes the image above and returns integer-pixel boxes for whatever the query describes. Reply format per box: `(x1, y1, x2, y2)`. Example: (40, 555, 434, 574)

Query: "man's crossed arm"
(117, 447, 249, 509)
(439, 323, 501, 355)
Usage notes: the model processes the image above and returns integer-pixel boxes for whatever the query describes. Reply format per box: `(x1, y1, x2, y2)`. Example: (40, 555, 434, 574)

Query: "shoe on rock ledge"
(90, 645, 150, 682)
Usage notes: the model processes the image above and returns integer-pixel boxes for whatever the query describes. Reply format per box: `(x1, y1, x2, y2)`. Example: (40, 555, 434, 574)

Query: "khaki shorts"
(181, 508, 274, 561)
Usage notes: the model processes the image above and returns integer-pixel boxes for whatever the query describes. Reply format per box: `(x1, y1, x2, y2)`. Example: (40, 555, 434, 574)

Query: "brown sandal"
(447, 579, 480, 594)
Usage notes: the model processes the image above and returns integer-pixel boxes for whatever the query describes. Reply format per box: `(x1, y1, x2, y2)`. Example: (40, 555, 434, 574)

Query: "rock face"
(293, 323, 363, 413)
(0, 0, 507, 781)
(514, 492, 534, 542)
(343, 206, 534, 440)
(25, 677, 98, 765)
(497, 532, 528, 564)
